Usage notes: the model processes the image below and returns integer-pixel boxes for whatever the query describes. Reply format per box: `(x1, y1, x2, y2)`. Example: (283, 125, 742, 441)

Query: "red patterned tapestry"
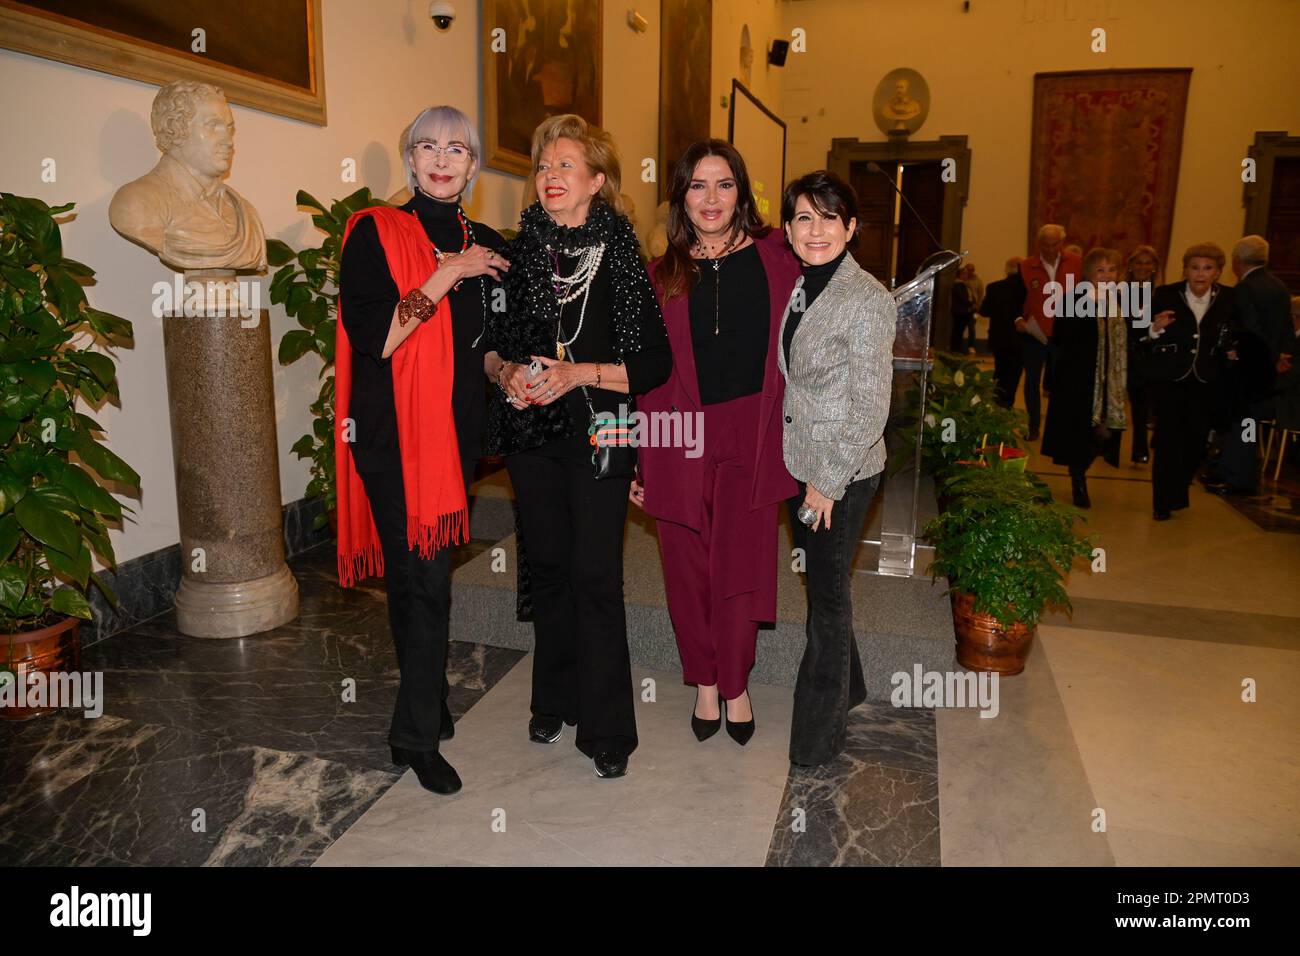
(1028, 69, 1191, 260)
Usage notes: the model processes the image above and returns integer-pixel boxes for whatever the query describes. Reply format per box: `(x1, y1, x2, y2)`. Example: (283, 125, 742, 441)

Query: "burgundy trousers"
(656, 392, 776, 699)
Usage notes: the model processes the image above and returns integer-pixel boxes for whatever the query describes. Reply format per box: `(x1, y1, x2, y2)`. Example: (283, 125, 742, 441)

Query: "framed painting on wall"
(482, 0, 603, 177)
(1028, 68, 1191, 258)
(0, 0, 326, 124)
(658, 0, 712, 201)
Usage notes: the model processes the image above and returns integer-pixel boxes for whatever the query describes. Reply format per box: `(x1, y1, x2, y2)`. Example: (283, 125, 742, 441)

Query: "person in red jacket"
(1018, 224, 1083, 439)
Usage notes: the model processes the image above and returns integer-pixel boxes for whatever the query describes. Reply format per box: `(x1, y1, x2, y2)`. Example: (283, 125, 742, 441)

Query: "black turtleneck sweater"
(784, 249, 848, 366)
(338, 191, 504, 470)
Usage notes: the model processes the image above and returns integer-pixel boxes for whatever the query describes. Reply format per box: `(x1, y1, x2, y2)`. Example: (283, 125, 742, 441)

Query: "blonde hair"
(1181, 242, 1225, 271)
(1082, 246, 1121, 280)
(529, 114, 626, 216)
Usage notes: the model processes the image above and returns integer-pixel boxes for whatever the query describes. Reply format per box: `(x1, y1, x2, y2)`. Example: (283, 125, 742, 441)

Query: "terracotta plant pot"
(1, 616, 81, 719)
(950, 590, 1034, 675)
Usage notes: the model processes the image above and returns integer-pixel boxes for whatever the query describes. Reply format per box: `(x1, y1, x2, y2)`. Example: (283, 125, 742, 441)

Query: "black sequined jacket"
(484, 199, 671, 456)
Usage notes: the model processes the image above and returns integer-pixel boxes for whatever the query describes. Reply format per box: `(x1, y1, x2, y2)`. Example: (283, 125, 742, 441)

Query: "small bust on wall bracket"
(873, 68, 930, 139)
(109, 80, 267, 273)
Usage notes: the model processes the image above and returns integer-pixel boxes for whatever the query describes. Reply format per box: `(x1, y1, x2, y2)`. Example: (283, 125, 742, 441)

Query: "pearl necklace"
(548, 242, 604, 359)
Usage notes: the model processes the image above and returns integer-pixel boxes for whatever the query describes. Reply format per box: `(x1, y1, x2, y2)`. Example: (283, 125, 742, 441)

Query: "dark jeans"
(786, 472, 880, 766)
(357, 457, 475, 752)
(506, 440, 638, 759)
(1151, 377, 1214, 512)
(992, 347, 1022, 408)
(1019, 334, 1048, 433)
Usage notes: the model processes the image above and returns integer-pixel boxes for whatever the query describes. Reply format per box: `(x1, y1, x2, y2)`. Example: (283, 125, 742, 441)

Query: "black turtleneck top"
(338, 190, 505, 471)
(783, 248, 848, 366)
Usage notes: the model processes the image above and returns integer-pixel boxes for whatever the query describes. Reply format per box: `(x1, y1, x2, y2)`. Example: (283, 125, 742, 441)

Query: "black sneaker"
(593, 752, 628, 778)
(528, 714, 563, 743)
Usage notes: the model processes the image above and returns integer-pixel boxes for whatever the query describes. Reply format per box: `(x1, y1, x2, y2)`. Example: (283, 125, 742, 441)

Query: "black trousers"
(506, 440, 637, 758)
(992, 347, 1022, 409)
(1128, 383, 1151, 460)
(358, 457, 475, 752)
(949, 313, 975, 353)
(1019, 334, 1048, 433)
(786, 472, 879, 766)
(1151, 377, 1214, 513)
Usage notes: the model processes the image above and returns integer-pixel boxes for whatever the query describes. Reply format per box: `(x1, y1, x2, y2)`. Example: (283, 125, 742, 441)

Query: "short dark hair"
(781, 170, 858, 240)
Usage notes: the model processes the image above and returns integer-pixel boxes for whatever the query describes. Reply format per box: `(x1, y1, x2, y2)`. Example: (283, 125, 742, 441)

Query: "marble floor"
(2, 405, 1297, 867)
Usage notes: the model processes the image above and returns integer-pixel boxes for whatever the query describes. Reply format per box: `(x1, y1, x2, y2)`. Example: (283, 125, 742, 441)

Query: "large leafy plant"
(0, 193, 139, 635)
(267, 187, 388, 530)
(895, 350, 1025, 479)
(923, 465, 1091, 628)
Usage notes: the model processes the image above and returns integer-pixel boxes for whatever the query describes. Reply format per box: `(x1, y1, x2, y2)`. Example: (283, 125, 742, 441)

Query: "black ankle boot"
(440, 700, 454, 740)
(1071, 473, 1091, 508)
(392, 746, 461, 794)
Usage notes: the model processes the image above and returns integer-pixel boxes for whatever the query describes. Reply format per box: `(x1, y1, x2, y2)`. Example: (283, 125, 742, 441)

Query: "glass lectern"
(876, 250, 962, 576)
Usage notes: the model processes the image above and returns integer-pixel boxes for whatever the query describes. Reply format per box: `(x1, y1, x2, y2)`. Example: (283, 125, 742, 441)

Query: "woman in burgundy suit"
(635, 140, 800, 745)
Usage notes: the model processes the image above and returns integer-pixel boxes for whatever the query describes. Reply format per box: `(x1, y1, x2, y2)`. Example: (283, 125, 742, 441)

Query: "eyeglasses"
(411, 141, 472, 162)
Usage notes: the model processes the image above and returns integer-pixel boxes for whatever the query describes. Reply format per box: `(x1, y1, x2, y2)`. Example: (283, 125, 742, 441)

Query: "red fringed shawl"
(334, 207, 468, 586)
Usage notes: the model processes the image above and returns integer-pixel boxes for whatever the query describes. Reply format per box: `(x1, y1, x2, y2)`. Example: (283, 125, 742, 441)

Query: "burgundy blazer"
(638, 229, 801, 530)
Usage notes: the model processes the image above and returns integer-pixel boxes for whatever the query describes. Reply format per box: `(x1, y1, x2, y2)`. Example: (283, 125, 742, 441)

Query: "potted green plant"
(0, 193, 140, 717)
(895, 350, 1025, 483)
(923, 465, 1091, 675)
(267, 187, 389, 535)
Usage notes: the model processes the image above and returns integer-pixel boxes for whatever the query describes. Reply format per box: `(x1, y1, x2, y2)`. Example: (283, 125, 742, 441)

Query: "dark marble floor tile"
(0, 718, 397, 866)
(0, 826, 130, 867)
(766, 702, 941, 867)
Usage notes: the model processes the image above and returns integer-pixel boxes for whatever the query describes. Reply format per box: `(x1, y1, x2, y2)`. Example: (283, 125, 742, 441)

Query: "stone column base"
(174, 565, 300, 639)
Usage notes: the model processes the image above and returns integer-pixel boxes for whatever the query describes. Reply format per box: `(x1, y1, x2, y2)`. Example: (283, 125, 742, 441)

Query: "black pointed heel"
(691, 702, 721, 742)
(722, 695, 755, 746)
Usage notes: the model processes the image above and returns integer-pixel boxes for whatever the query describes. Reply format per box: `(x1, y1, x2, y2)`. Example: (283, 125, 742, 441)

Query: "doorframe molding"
(1242, 130, 1300, 235)
(827, 135, 971, 255)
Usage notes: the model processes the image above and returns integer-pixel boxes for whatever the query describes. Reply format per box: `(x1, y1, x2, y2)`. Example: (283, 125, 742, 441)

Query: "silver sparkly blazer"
(776, 253, 897, 500)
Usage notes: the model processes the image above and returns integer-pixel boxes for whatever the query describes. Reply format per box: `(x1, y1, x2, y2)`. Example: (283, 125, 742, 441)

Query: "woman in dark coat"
(484, 113, 670, 780)
(1042, 247, 1128, 507)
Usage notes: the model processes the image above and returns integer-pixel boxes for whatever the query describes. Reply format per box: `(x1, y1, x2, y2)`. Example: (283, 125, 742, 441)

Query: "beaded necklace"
(694, 231, 741, 335)
(547, 242, 605, 359)
(415, 186, 489, 347)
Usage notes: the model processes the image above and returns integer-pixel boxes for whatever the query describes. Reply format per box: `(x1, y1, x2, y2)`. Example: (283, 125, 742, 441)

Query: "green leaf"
(58, 462, 121, 519)
(0, 565, 25, 612)
(69, 350, 117, 387)
(14, 492, 80, 557)
(266, 238, 297, 267)
(278, 329, 315, 365)
(296, 189, 328, 215)
(72, 432, 141, 487)
(50, 588, 92, 619)
(0, 514, 20, 561)
(45, 542, 90, 587)
(84, 308, 133, 339)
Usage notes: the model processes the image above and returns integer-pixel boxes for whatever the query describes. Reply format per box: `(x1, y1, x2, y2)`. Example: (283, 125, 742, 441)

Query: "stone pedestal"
(162, 271, 298, 638)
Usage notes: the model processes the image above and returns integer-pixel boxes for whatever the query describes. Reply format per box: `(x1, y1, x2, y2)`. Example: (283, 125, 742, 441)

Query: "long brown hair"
(655, 139, 770, 301)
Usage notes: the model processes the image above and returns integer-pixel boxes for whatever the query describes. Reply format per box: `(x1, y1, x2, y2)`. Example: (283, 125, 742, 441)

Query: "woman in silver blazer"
(777, 171, 897, 767)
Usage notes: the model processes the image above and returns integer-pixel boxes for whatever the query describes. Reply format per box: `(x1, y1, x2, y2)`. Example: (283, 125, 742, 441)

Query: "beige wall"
(779, 0, 1300, 283)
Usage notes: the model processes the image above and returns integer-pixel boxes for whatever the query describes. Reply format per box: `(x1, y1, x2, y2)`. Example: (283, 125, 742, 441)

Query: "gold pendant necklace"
(697, 233, 739, 335)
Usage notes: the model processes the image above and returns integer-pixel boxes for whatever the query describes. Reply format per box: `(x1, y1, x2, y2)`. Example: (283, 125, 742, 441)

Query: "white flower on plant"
(953, 370, 965, 386)
(924, 413, 936, 427)
(970, 394, 981, 406)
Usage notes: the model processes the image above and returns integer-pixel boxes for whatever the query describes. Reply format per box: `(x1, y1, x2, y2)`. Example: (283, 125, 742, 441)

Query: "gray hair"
(401, 105, 481, 201)
(1037, 223, 1066, 242)
(152, 80, 226, 153)
(1232, 234, 1269, 266)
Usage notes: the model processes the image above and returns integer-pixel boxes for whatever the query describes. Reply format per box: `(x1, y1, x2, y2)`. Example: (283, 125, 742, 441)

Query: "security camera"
(429, 1, 455, 31)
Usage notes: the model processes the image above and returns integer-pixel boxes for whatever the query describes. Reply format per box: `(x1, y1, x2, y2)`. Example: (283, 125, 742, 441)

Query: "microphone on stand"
(866, 160, 945, 255)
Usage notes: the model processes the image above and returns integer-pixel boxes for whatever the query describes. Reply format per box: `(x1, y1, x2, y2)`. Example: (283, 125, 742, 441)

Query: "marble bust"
(110, 81, 266, 273)
(884, 79, 922, 127)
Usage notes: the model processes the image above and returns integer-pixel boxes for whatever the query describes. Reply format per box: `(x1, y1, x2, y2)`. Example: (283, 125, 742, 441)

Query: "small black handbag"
(565, 342, 637, 481)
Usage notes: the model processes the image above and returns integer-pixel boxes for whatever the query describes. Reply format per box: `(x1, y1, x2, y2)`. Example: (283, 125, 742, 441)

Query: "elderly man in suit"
(1018, 224, 1083, 440)
(980, 257, 1025, 407)
(1203, 235, 1295, 495)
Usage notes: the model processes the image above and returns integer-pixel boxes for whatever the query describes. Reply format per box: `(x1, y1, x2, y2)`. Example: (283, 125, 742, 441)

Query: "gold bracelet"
(594, 363, 602, 388)
(397, 288, 436, 327)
